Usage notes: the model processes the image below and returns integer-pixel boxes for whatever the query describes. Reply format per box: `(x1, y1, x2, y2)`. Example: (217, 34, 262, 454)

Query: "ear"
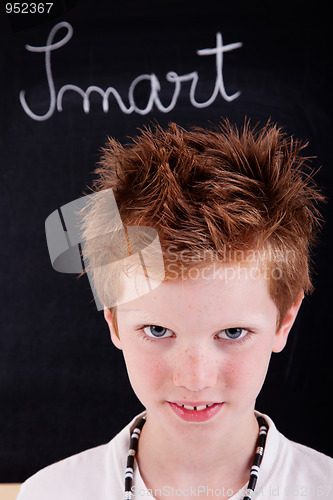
(272, 293, 304, 353)
(104, 306, 122, 350)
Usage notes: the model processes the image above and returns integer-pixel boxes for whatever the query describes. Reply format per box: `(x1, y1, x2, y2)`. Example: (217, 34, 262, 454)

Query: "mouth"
(167, 401, 223, 422)
(174, 402, 215, 411)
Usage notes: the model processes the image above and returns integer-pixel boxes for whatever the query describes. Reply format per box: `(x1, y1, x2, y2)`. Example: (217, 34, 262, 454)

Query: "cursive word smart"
(19, 22, 243, 121)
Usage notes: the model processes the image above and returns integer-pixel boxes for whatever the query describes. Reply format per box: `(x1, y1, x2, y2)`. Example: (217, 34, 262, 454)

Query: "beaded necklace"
(125, 415, 268, 500)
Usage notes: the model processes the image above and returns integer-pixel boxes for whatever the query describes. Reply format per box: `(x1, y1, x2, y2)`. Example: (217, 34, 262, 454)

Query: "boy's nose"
(172, 345, 218, 392)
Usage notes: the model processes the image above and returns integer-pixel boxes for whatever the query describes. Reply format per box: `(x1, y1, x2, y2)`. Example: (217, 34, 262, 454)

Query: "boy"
(18, 120, 333, 499)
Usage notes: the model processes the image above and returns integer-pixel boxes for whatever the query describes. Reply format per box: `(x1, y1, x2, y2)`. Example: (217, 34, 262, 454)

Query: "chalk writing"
(19, 22, 243, 121)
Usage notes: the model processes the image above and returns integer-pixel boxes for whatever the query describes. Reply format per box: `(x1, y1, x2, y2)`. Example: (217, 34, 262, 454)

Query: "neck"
(136, 409, 259, 494)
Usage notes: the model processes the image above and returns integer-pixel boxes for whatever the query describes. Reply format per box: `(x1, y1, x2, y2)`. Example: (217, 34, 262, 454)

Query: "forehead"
(118, 263, 278, 328)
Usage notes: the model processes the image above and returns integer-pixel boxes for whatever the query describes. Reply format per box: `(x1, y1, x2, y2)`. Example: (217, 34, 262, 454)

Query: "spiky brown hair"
(82, 120, 324, 330)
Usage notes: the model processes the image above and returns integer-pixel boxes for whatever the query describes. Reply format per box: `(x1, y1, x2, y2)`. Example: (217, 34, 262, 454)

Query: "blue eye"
(218, 328, 249, 341)
(143, 325, 173, 339)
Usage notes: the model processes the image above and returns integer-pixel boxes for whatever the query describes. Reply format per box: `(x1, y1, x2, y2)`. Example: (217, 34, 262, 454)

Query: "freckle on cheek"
(225, 359, 239, 376)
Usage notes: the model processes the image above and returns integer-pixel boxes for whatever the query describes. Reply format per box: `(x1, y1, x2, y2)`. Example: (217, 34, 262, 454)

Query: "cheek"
(142, 357, 167, 385)
(122, 344, 168, 395)
(222, 358, 249, 390)
(222, 345, 272, 394)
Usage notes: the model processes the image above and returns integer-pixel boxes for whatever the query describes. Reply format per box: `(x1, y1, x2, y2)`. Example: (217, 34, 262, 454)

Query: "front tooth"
(184, 405, 195, 410)
(196, 405, 207, 411)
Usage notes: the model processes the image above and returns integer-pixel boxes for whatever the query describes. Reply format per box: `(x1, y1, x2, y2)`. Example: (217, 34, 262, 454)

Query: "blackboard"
(1, 0, 332, 482)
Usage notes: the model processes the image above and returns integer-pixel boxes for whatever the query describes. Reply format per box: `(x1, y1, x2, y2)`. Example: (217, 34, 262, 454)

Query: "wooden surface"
(0, 484, 21, 500)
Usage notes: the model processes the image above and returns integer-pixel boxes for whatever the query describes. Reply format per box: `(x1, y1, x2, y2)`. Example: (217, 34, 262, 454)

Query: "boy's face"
(105, 264, 301, 439)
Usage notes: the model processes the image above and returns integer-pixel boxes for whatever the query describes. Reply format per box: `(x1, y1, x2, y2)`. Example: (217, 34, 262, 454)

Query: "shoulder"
(17, 440, 119, 500)
(283, 435, 333, 476)
(17, 413, 144, 500)
(258, 411, 333, 497)
(18, 442, 112, 500)
(276, 434, 333, 497)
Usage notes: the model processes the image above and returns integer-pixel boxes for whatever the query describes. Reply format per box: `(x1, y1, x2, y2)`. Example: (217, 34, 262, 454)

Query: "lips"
(168, 401, 223, 422)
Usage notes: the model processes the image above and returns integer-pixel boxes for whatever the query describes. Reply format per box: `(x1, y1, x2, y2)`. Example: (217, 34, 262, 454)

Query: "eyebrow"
(118, 309, 143, 313)
(117, 309, 158, 319)
(117, 308, 268, 325)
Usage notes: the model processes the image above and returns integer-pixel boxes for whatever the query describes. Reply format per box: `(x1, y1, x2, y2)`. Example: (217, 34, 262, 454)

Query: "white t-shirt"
(17, 411, 333, 499)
